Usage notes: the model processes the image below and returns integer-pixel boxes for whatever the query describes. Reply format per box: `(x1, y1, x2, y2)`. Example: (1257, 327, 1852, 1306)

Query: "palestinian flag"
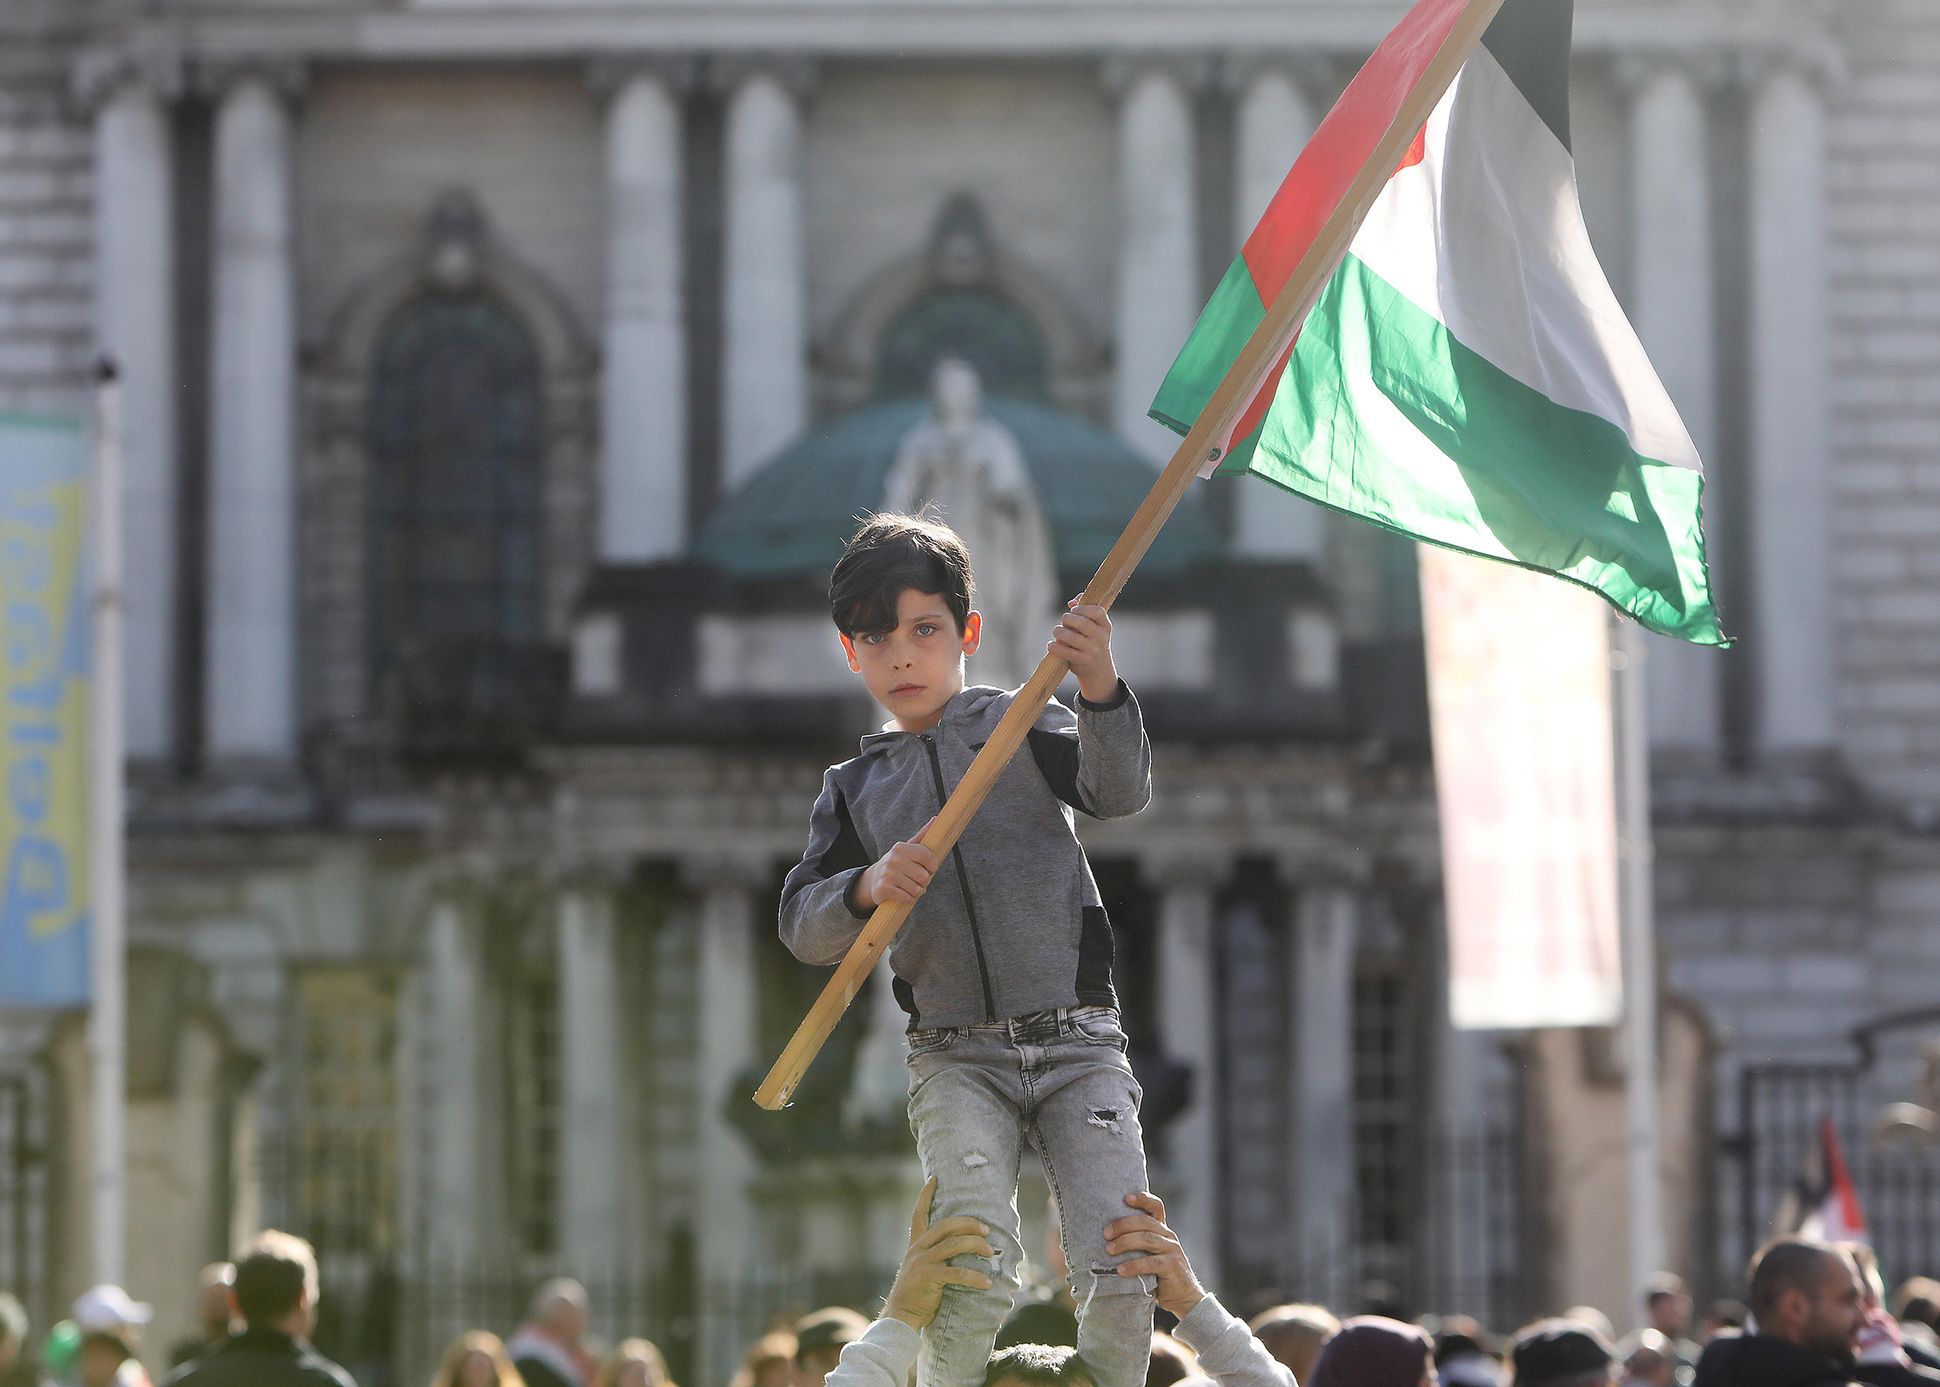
(1151, 0, 1727, 645)
(1775, 1115, 1871, 1245)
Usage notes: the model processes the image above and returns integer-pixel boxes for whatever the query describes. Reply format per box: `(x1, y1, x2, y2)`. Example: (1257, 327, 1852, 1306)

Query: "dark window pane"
(366, 292, 549, 743)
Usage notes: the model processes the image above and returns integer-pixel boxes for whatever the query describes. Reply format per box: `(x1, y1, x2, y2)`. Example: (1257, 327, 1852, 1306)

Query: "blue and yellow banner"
(0, 412, 89, 1006)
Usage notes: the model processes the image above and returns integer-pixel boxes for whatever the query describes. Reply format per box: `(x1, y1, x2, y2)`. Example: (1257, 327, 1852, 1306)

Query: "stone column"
(423, 897, 487, 1265)
(1111, 61, 1199, 465)
(1622, 54, 1722, 756)
(1748, 54, 1835, 758)
(1147, 852, 1225, 1289)
(1287, 871, 1359, 1277)
(687, 854, 767, 1275)
(204, 64, 301, 764)
(1231, 60, 1328, 563)
(85, 56, 180, 762)
(595, 61, 689, 562)
(557, 885, 631, 1272)
(720, 62, 809, 490)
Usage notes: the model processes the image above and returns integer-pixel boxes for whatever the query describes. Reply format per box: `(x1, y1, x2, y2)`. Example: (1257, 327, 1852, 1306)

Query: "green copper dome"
(691, 397, 1226, 581)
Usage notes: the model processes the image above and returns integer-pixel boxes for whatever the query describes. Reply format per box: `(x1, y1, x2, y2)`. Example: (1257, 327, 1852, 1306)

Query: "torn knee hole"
(1085, 1106, 1124, 1131)
(962, 1151, 989, 1169)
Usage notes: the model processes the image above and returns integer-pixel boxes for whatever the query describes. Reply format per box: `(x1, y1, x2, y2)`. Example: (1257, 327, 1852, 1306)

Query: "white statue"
(881, 358, 1058, 690)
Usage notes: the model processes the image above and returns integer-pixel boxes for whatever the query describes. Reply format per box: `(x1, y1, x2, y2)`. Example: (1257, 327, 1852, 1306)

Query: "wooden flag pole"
(754, 0, 1507, 1111)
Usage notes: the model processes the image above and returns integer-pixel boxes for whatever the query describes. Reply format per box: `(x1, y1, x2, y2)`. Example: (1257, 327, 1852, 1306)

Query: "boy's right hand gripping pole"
(751, 0, 1505, 1111)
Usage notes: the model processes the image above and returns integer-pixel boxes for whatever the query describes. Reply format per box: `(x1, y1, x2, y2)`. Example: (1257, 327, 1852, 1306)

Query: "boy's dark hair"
(233, 1230, 318, 1325)
(982, 1343, 1096, 1387)
(994, 1300, 1078, 1350)
(829, 512, 973, 638)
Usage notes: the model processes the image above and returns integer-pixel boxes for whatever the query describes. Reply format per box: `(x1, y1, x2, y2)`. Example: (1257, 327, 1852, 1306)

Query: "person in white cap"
(70, 1287, 151, 1387)
(71, 1290, 150, 1345)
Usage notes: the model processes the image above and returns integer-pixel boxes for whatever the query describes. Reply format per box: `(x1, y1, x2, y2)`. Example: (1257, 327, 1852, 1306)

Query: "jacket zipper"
(922, 733, 998, 1023)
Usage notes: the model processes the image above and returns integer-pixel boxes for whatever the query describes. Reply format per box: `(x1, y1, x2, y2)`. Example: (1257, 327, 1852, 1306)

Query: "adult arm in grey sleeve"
(1174, 1296, 1298, 1387)
(777, 770, 872, 964)
(822, 1320, 921, 1387)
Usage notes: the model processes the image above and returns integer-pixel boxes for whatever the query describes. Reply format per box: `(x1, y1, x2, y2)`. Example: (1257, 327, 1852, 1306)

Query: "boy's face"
(840, 588, 982, 733)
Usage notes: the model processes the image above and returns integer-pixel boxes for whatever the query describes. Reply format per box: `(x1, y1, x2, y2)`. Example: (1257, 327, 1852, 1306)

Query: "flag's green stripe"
(1150, 255, 1264, 448)
(1252, 254, 1726, 645)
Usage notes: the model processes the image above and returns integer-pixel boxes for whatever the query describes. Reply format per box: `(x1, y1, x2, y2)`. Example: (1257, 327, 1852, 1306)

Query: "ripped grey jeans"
(905, 1005, 1154, 1387)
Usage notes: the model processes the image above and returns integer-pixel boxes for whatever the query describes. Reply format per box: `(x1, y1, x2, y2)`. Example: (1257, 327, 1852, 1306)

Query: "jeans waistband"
(952, 1004, 1113, 1043)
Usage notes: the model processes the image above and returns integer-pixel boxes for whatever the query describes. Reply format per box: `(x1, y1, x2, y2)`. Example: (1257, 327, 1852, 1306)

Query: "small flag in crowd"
(1776, 1115, 1871, 1245)
(1151, 0, 1727, 646)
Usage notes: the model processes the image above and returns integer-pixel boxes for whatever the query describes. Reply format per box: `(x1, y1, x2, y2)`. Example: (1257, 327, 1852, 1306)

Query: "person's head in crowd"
(1508, 1318, 1618, 1387)
(1358, 1283, 1407, 1322)
(1615, 1329, 1676, 1387)
(195, 1264, 236, 1343)
(728, 1333, 796, 1387)
(233, 1230, 322, 1338)
(73, 1283, 151, 1384)
(1562, 1307, 1617, 1348)
(997, 1304, 1078, 1352)
(0, 1293, 27, 1373)
(1433, 1319, 1501, 1387)
(72, 1286, 151, 1349)
(1643, 1273, 1694, 1342)
(1146, 1332, 1195, 1387)
(1697, 1300, 1747, 1343)
(77, 1330, 135, 1387)
(593, 1339, 676, 1387)
(429, 1331, 525, 1387)
(530, 1280, 590, 1346)
(981, 1342, 1096, 1387)
(1893, 1276, 1940, 1334)
(1747, 1237, 1866, 1363)
(1893, 1277, 1940, 1357)
(1248, 1304, 1340, 1384)
(792, 1308, 868, 1387)
(1307, 1316, 1436, 1387)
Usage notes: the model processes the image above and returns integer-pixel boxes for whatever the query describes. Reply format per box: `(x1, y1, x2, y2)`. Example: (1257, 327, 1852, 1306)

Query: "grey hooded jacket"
(778, 681, 1152, 1028)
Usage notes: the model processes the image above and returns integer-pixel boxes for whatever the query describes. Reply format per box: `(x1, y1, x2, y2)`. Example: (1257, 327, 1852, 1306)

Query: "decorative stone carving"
(820, 194, 1107, 417)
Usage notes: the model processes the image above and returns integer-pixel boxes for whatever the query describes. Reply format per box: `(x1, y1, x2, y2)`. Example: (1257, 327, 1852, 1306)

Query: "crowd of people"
(3, 1194, 1939, 1387)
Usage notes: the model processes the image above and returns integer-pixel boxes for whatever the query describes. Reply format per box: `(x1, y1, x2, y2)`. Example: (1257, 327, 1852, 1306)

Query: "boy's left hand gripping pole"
(752, 650, 1070, 1110)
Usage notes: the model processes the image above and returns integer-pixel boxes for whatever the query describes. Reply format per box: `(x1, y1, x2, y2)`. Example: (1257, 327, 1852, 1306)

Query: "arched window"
(366, 292, 545, 748)
(876, 289, 1049, 400)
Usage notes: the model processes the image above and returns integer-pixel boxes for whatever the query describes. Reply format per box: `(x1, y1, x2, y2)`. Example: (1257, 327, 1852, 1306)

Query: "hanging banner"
(1421, 545, 1621, 1029)
(0, 412, 90, 1006)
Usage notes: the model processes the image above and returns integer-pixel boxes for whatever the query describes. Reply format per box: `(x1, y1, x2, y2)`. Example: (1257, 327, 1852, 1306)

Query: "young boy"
(779, 513, 1155, 1387)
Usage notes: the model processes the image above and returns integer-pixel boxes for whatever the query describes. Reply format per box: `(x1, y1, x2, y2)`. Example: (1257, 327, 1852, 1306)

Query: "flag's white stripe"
(1346, 47, 1703, 474)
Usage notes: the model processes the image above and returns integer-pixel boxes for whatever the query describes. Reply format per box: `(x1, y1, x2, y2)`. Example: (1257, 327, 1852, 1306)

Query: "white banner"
(1420, 546, 1622, 1030)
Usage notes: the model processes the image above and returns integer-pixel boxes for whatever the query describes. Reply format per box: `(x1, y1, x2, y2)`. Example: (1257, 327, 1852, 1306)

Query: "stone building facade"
(2, 0, 1939, 1382)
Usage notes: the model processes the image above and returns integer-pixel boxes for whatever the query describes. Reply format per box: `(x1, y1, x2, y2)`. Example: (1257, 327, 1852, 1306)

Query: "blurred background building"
(1, 0, 1938, 1383)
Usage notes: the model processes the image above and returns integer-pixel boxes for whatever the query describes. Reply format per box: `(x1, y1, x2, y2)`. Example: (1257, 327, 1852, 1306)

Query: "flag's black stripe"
(1481, 0, 1575, 153)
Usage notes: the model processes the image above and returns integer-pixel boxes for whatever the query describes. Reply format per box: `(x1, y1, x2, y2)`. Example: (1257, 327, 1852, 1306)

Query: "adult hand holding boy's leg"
(884, 1177, 997, 1330)
(1104, 1193, 1206, 1321)
(1050, 599, 1120, 705)
(849, 818, 938, 912)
